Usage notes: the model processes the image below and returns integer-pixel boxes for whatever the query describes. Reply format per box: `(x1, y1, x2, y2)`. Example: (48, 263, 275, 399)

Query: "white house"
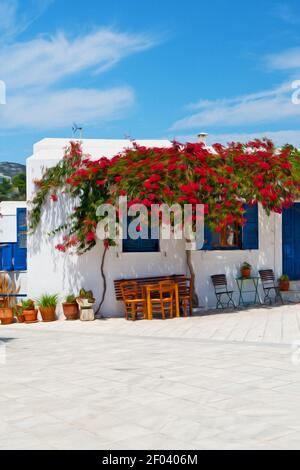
(25, 137, 299, 317)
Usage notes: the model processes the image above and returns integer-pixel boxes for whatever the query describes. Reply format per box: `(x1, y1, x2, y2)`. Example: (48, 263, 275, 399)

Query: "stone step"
(281, 289, 300, 303)
(289, 281, 300, 292)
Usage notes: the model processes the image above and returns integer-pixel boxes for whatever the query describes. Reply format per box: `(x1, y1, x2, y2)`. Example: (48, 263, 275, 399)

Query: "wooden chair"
(211, 274, 236, 309)
(147, 281, 176, 320)
(259, 270, 283, 305)
(120, 281, 146, 321)
(178, 277, 193, 317)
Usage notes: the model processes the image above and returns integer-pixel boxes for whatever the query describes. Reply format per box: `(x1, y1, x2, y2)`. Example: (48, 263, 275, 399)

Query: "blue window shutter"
(123, 237, 159, 253)
(122, 237, 139, 253)
(13, 208, 27, 270)
(138, 238, 159, 253)
(201, 224, 213, 250)
(242, 204, 259, 250)
(2, 243, 13, 271)
(123, 217, 159, 253)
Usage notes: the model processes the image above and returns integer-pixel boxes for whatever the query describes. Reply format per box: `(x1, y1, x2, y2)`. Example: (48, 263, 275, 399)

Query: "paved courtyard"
(1, 303, 300, 450)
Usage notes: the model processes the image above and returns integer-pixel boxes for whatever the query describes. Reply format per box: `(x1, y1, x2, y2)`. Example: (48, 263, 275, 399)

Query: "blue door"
(283, 203, 300, 280)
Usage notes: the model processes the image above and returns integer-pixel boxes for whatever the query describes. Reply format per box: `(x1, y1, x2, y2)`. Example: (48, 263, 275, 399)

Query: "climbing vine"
(30, 138, 300, 312)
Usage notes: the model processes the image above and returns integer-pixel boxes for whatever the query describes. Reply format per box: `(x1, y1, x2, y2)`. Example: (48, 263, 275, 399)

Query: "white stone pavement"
(1, 304, 300, 450)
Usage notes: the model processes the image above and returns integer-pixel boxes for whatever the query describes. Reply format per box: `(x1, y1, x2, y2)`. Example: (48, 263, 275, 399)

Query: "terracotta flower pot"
(279, 280, 290, 292)
(62, 302, 79, 321)
(23, 309, 38, 323)
(39, 306, 57, 322)
(0, 307, 14, 325)
(16, 315, 25, 323)
(241, 267, 251, 279)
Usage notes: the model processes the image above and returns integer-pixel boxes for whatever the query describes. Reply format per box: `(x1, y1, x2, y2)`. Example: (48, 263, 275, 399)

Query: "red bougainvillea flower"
(259, 162, 270, 170)
(85, 231, 96, 242)
(168, 164, 177, 172)
(179, 164, 188, 171)
(55, 244, 66, 252)
(50, 194, 58, 202)
(149, 174, 162, 183)
(224, 166, 233, 174)
(151, 163, 164, 172)
(226, 214, 235, 224)
(104, 239, 110, 249)
(30, 138, 300, 260)
(96, 180, 106, 186)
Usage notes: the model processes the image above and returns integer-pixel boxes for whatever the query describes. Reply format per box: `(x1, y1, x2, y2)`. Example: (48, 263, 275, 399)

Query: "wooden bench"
(114, 274, 193, 316)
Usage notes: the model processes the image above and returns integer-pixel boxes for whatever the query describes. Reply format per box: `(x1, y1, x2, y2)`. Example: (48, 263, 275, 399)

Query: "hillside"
(0, 162, 26, 178)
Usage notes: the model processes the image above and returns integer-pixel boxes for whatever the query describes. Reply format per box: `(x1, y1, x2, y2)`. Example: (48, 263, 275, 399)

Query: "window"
(122, 217, 160, 253)
(211, 223, 242, 249)
(13, 208, 27, 270)
(0, 209, 27, 271)
(201, 204, 259, 251)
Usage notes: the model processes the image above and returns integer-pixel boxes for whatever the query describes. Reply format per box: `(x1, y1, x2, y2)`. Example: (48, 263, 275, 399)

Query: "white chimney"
(197, 132, 208, 144)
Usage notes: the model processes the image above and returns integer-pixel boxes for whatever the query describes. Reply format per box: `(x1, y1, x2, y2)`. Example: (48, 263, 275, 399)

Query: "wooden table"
(143, 283, 180, 320)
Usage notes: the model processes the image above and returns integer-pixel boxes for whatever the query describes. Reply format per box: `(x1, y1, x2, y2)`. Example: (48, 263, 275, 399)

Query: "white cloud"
(0, 0, 18, 36)
(0, 87, 134, 129)
(0, 0, 54, 40)
(0, 29, 157, 90)
(266, 47, 300, 71)
(171, 83, 300, 131)
(0, 3, 159, 131)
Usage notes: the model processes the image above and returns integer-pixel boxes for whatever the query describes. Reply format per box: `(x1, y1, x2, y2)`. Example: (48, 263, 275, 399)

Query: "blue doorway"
(283, 203, 300, 280)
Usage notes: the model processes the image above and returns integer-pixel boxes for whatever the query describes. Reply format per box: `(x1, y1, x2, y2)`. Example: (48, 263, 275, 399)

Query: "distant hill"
(0, 162, 26, 178)
(0, 162, 26, 201)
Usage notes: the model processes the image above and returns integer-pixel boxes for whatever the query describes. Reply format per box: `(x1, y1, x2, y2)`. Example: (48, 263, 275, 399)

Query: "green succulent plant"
(241, 262, 251, 269)
(65, 294, 76, 304)
(37, 294, 59, 308)
(21, 299, 35, 310)
(78, 288, 94, 301)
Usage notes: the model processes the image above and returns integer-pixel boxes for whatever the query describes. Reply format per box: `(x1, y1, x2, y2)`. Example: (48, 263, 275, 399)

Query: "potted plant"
(279, 274, 290, 292)
(62, 294, 79, 321)
(0, 303, 14, 325)
(0, 273, 21, 325)
(37, 294, 58, 322)
(22, 299, 38, 323)
(76, 288, 95, 321)
(15, 304, 25, 323)
(241, 262, 252, 279)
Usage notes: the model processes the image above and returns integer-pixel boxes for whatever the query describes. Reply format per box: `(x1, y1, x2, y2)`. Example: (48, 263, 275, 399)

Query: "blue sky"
(1, 0, 300, 163)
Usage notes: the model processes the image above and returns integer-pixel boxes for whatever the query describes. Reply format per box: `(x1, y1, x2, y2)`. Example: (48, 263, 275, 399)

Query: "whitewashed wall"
(27, 138, 283, 316)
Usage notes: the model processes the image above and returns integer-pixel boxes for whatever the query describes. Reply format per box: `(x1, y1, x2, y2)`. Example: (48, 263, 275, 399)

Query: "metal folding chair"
(211, 274, 236, 309)
(259, 270, 283, 305)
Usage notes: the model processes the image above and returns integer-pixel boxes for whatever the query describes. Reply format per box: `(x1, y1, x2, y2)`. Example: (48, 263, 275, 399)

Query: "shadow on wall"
(29, 196, 188, 316)
(29, 193, 76, 257)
